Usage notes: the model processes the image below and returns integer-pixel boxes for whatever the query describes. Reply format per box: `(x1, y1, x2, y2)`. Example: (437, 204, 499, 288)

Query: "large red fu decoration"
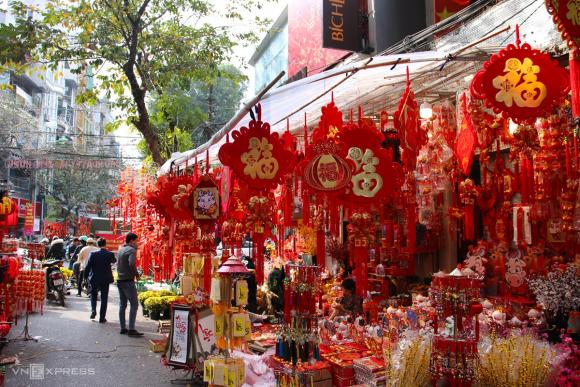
(339, 110, 398, 206)
(218, 104, 296, 191)
(470, 25, 569, 123)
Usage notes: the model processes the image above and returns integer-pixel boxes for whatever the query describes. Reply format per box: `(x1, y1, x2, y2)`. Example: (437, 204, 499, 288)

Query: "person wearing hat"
(41, 238, 50, 259)
(46, 237, 65, 261)
(77, 238, 98, 297)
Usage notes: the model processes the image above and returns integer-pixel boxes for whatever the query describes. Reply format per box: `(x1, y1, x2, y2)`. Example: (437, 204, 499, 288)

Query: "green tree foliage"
(139, 64, 246, 165)
(38, 167, 118, 223)
(10, 0, 271, 166)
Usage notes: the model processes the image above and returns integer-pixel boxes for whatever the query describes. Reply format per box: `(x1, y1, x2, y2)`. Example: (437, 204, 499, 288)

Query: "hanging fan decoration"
(394, 67, 425, 170)
(545, 0, 580, 48)
(218, 104, 297, 191)
(470, 25, 569, 123)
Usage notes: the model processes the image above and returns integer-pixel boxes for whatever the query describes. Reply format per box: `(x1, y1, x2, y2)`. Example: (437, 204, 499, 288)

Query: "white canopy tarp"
(159, 51, 451, 174)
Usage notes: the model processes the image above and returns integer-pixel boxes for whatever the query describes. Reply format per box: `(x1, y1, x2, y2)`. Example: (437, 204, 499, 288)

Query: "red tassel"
(352, 245, 368, 297)
(302, 189, 310, 226)
(254, 233, 265, 285)
(517, 207, 524, 244)
(463, 204, 474, 241)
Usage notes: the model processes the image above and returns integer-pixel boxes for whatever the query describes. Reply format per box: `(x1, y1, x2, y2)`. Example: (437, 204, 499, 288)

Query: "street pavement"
(2, 285, 186, 387)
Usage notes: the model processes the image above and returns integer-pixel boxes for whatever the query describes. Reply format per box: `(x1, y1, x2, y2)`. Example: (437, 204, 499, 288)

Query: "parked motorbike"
(42, 260, 66, 306)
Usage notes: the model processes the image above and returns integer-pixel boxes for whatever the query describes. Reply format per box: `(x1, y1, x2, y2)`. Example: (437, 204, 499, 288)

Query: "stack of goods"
(270, 359, 332, 387)
(181, 253, 202, 295)
(0, 239, 18, 254)
(14, 268, 45, 315)
(429, 270, 482, 386)
(321, 343, 372, 387)
(353, 357, 386, 386)
(0, 254, 20, 331)
(203, 356, 245, 387)
(26, 243, 45, 260)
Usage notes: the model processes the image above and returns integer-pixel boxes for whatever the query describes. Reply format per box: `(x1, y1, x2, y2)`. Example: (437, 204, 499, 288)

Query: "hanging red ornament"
(394, 67, 425, 170)
(192, 174, 220, 222)
(339, 117, 399, 206)
(219, 166, 233, 215)
(456, 92, 478, 176)
(470, 25, 569, 123)
(218, 104, 296, 191)
(545, 0, 580, 49)
(459, 178, 478, 241)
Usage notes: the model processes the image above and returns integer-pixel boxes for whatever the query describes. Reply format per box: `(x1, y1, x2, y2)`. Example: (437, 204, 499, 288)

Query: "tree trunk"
(122, 8, 164, 167)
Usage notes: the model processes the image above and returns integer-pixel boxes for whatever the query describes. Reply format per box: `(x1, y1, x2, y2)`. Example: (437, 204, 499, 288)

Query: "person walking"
(77, 238, 98, 297)
(68, 237, 81, 270)
(84, 238, 116, 323)
(116, 233, 144, 337)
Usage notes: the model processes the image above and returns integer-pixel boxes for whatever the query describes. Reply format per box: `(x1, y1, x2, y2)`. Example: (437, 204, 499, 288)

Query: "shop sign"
(470, 29, 569, 123)
(546, 0, 580, 49)
(23, 203, 34, 236)
(168, 305, 192, 366)
(322, 0, 361, 51)
(18, 198, 29, 218)
(6, 158, 122, 170)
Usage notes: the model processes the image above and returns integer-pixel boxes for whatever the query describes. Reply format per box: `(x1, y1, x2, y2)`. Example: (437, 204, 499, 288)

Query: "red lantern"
(218, 104, 297, 191)
(470, 26, 569, 123)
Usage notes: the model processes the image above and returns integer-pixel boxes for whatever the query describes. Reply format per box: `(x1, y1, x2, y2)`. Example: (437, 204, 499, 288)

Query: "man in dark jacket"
(116, 233, 143, 337)
(84, 238, 116, 323)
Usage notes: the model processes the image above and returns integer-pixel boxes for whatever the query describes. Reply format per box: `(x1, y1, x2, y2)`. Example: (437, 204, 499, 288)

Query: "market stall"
(108, 1, 579, 385)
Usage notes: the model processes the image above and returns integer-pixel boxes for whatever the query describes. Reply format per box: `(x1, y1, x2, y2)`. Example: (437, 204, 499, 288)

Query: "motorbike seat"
(42, 260, 62, 268)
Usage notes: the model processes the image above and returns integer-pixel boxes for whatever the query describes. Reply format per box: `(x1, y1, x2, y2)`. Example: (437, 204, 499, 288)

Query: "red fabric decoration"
(470, 25, 570, 123)
(459, 179, 478, 241)
(339, 118, 398, 206)
(394, 67, 424, 170)
(219, 166, 233, 215)
(456, 93, 477, 176)
(218, 104, 297, 191)
(545, 0, 580, 49)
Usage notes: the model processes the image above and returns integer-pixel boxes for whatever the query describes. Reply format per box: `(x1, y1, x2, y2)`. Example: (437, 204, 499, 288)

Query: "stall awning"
(159, 51, 456, 174)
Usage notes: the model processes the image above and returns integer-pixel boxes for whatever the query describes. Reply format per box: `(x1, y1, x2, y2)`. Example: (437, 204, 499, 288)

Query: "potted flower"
(144, 296, 164, 320)
(138, 291, 158, 316)
(528, 263, 579, 342)
(161, 296, 178, 319)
